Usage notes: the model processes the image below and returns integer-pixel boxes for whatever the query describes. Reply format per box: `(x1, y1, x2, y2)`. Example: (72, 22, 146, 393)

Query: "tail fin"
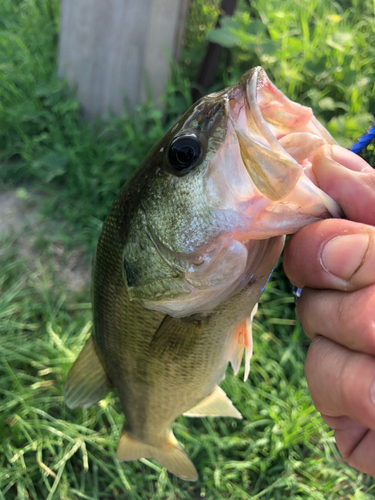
(116, 429, 198, 482)
(65, 336, 112, 409)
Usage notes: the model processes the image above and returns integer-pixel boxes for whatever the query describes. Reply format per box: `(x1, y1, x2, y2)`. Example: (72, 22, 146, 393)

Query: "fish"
(65, 67, 342, 481)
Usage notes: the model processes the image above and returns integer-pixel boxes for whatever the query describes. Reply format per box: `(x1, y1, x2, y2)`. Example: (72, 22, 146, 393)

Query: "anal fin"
(183, 386, 242, 419)
(117, 429, 198, 482)
(65, 336, 112, 409)
(229, 304, 257, 382)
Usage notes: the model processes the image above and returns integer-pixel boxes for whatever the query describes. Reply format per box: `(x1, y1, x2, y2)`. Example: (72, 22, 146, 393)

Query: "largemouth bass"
(65, 67, 341, 481)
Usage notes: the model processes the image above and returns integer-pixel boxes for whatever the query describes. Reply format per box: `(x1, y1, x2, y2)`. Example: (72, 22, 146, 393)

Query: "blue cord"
(350, 125, 375, 154)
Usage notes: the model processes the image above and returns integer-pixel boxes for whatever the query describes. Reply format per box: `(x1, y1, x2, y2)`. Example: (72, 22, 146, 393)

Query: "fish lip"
(225, 66, 342, 218)
(226, 66, 308, 161)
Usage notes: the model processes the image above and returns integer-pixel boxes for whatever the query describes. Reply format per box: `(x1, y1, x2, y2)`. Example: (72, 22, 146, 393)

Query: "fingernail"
(331, 145, 374, 173)
(321, 233, 369, 280)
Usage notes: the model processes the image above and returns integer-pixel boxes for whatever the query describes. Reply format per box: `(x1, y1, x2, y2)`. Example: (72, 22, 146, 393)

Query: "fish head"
(119, 67, 341, 317)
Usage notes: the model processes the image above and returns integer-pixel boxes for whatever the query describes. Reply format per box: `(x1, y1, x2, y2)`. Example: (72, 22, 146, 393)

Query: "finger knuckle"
(358, 288, 375, 355)
(338, 355, 372, 418)
(305, 337, 329, 412)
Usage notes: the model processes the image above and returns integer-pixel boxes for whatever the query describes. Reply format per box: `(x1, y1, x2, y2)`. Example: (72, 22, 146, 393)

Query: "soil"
(0, 189, 91, 292)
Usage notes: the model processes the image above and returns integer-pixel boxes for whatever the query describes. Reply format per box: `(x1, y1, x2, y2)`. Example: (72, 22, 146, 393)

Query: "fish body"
(65, 68, 341, 481)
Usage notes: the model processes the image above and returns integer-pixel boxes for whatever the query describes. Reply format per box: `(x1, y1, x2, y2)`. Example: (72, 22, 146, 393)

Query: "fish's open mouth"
(226, 67, 341, 217)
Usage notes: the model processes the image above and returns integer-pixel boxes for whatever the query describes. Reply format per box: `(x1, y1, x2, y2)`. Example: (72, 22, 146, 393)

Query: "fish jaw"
(207, 66, 342, 238)
(121, 67, 343, 316)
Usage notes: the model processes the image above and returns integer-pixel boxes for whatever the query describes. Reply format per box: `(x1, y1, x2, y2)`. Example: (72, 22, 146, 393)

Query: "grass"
(1, 0, 375, 498)
(200, 0, 375, 147)
(2, 243, 375, 499)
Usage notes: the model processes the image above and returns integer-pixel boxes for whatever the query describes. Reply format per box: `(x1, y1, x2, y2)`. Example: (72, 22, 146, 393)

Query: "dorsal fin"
(183, 386, 242, 419)
(65, 336, 112, 409)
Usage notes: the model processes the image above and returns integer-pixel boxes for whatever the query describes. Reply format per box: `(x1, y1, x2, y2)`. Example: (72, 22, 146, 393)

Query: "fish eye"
(168, 134, 201, 175)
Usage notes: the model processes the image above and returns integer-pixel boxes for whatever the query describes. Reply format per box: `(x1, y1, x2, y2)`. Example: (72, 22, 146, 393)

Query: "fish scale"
(65, 67, 343, 481)
(94, 195, 282, 444)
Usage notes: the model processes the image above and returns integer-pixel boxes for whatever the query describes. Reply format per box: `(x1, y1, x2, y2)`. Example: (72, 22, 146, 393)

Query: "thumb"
(312, 145, 375, 226)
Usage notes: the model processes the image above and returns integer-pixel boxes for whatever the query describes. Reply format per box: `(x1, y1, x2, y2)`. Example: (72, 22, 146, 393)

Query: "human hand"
(283, 144, 375, 476)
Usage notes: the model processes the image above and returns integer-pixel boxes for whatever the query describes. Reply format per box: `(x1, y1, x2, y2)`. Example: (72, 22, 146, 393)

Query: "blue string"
(350, 125, 375, 154)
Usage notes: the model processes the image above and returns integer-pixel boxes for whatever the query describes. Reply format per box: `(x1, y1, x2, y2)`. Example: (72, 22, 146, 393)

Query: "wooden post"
(58, 0, 189, 119)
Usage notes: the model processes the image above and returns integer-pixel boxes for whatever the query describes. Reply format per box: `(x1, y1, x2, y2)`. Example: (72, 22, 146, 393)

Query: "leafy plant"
(202, 0, 374, 147)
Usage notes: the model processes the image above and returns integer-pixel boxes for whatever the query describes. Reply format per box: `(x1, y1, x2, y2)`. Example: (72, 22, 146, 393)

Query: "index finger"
(312, 145, 375, 226)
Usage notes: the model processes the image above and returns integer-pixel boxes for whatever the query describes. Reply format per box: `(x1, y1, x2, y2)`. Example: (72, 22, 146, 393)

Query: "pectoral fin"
(183, 386, 242, 419)
(117, 428, 198, 482)
(229, 304, 257, 382)
(65, 336, 112, 409)
(149, 315, 205, 362)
